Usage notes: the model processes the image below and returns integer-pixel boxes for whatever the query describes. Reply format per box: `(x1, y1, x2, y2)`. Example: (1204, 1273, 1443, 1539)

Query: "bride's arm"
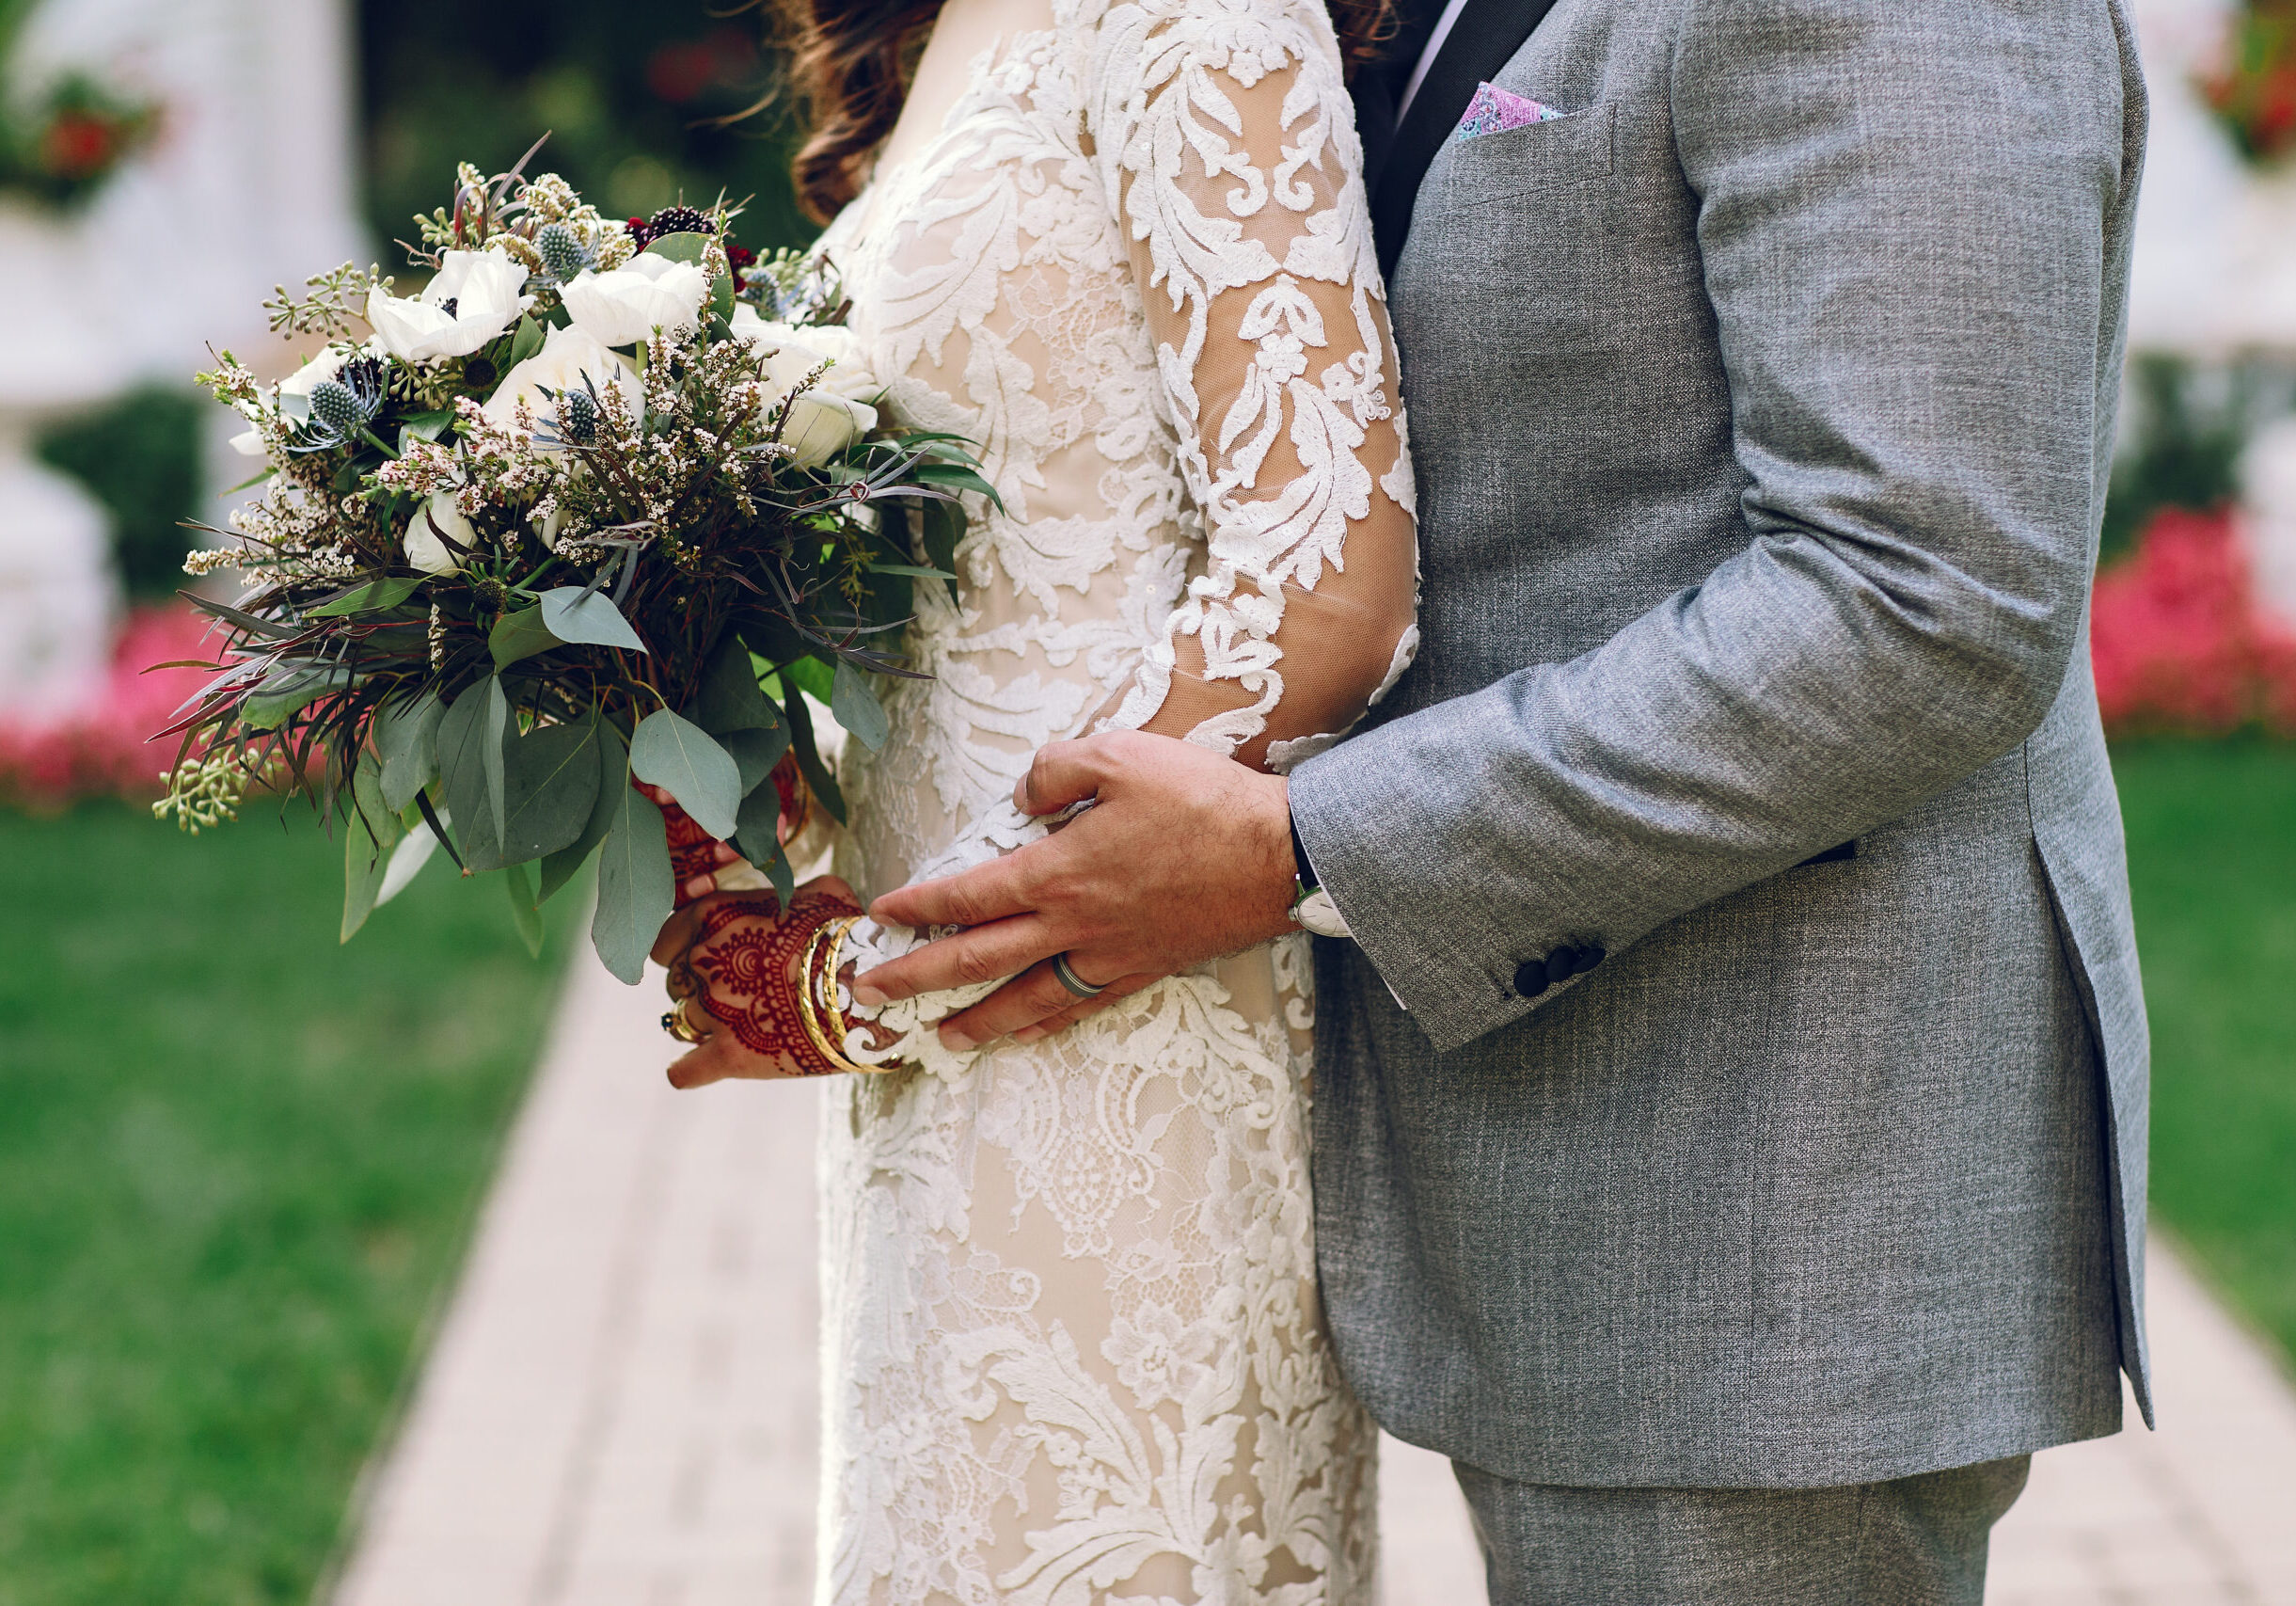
(836, 4, 1418, 1065)
(1099, 4, 1418, 771)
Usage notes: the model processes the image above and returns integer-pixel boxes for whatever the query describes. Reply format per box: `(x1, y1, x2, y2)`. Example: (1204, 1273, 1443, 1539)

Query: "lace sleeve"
(1090, 0, 1419, 771)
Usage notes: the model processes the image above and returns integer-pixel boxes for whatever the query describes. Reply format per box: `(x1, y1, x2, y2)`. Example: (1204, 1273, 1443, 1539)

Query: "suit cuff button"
(1572, 945, 1605, 976)
(1512, 958, 1551, 998)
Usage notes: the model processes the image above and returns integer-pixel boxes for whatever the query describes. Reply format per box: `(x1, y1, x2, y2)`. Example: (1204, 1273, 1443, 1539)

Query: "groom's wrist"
(1284, 784, 1351, 939)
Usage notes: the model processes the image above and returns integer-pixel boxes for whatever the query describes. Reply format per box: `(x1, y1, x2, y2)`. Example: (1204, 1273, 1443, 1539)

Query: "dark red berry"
(646, 205, 715, 240)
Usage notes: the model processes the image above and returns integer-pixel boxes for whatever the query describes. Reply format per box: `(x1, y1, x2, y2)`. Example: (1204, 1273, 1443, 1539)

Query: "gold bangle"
(797, 915, 871, 1075)
(793, 915, 846, 1073)
(815, 915, 890, 1075)
(828, 916, 909, 1074)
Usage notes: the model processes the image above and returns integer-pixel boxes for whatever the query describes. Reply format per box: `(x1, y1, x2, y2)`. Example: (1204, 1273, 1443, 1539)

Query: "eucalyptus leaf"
(782, 655, 835, 705)
(763, 840, 795, 909)
(693, 636, 780, 736)
(437, 679, 506, 871)
(499, 719, 602, 864)
(782, 682, 846, 825)
(483, 676, 509, 846)
(242, 661, 354, 730)
(538, 586, 646, 653)
(341, 749, 404, 943)
(505, 313, 545, 370)
(488, 604, 561, 668)
(309, 575, 423, 617)
(374, 823, 439, 909)
(539, 720, 622, 903)
(400, 407, 454, 442)
(591, 778, 673, 985)
(504, 860, 545, 959)
(831, 660, 891, 752)
(642, 232, 709, 265)
(374, 692, 443, 814)
(720, 724, 790, 796)
(628, 708, 741, 839)
(731, 775, 784, 874)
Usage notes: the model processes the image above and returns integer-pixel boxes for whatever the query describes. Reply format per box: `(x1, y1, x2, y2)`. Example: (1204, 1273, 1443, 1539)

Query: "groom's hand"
(853, 730, 1300, 1049)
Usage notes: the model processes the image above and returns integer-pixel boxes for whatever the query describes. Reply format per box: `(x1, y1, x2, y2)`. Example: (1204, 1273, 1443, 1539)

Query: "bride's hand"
(636, 782, 745, 905)
(652, 878, 882, 1089)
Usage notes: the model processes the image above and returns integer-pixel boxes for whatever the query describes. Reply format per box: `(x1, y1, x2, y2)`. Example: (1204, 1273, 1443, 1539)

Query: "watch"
(1289, 813, 1353, 940)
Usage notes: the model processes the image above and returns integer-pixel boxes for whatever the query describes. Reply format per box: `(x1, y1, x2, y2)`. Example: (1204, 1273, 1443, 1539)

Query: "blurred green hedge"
(36, 386, 204, 599)
(358, 0, 810, 262)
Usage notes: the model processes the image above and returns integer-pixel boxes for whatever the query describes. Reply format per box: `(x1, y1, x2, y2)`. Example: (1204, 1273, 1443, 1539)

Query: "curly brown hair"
(767, 0, 1397, 225)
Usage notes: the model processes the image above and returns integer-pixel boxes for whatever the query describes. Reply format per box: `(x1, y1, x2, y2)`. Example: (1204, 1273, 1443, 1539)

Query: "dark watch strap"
(1289, 814, 1320, 895)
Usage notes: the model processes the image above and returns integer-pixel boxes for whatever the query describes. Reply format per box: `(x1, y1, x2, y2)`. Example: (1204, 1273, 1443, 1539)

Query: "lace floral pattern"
(810, 0, 1415, 1598)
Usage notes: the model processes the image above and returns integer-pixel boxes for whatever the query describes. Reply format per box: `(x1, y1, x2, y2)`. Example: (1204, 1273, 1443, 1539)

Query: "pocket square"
(1454, 82, 1565, 143)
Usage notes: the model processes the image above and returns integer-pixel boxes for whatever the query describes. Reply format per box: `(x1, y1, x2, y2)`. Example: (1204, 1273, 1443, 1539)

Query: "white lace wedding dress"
(804, 0, 1417, 1597)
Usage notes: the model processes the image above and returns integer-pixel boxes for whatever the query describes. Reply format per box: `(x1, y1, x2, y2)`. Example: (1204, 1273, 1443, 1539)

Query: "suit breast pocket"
(1406, 103, 1624, 353)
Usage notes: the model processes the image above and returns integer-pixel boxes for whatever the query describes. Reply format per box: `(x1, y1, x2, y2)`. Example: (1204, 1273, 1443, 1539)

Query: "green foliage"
(591, 771, 671, 983)
(2115, 739, 2296, 1364)
(356, 0, 810, 262)
(628, 708, 740, 839)
(0, 803, 566, 1604)
(35, 386, 205, 599)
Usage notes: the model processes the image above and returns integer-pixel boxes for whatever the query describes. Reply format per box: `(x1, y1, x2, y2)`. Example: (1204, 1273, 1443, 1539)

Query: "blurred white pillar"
(0, 0, 360, 722)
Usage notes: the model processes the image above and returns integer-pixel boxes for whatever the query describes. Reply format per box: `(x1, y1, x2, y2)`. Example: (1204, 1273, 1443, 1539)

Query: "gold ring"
(661, 996, 705, 1044)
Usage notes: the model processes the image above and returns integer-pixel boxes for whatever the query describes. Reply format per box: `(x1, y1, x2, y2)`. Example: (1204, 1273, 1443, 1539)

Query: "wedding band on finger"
(1052, 951, 1106, 998)
(661, 997, 706, 1044)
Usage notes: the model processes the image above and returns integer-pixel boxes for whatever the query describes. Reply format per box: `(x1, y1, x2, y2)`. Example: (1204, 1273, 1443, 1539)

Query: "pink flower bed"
(0, 604, 216, 811)
(2092, 507, 2296, 739)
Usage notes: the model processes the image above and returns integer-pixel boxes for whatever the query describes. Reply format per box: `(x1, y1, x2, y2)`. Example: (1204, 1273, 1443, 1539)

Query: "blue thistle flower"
(289, 355, 388, 453)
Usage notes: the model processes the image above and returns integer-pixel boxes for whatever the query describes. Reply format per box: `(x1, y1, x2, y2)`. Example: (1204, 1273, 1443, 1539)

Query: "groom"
(854, 0, 2153, 1596)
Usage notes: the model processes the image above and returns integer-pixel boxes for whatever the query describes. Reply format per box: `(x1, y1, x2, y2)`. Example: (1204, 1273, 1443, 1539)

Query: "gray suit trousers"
(1455, 1455, 2033, 1606)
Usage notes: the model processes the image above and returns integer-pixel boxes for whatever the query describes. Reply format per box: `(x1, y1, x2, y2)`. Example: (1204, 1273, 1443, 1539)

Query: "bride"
(655, 0, 1417, 1595)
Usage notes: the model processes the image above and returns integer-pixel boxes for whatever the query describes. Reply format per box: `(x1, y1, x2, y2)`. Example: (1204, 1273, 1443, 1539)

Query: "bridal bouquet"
(160, 153, 988, 980)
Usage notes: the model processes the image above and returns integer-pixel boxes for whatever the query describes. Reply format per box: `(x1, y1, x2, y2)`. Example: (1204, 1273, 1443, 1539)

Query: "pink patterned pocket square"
(1454, 82, 1565, 143)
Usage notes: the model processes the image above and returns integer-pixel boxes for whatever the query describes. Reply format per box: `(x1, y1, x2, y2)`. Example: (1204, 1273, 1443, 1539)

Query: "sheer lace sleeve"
(826, 0, 1417, 1073)
(1090, 0, 1418, 772)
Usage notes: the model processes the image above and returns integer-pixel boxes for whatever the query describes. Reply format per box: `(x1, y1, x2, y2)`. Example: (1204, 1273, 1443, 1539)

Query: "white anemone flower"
(561, 252, 710, 348)
(479, 324, 641, 449)
(728, 305, 883, 468)
(366, 247, 530, 363)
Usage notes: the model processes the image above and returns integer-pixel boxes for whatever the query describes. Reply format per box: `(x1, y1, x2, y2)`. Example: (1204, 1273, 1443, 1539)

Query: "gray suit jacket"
(1290, 0, 2152, 1488)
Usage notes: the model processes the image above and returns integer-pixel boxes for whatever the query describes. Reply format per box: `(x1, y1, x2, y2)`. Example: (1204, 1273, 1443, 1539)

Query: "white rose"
(480, 324, 641, 447)
(561, 252, 710, 348)
(366, 247, 530, 364)
(404, 490, 476, 574)
(728, 307, 882, 467)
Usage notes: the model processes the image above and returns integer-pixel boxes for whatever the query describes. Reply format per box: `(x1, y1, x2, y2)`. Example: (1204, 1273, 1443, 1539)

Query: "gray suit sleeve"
(1288, 0, 2131, 1052)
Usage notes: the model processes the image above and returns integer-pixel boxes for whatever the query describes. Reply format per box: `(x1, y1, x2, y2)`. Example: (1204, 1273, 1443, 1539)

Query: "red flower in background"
(2090, 507, 2296, 737)
(40, 111, 119, 179)
(0, 605, 216, 811)
(644, 26, 760, 106)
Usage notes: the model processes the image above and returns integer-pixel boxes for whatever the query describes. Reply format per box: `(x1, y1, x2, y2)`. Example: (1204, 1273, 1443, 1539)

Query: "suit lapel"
(1370, 0, 1567, 277)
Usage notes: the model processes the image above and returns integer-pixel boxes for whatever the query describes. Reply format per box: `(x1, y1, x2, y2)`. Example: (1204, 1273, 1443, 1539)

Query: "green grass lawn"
(2113, 740, 2296, 1364)
(0, 803, 568, 1606)
(0, 747, 2288, 1605)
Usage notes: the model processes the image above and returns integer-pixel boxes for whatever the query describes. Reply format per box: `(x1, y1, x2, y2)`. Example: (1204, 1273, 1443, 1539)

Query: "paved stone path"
(332, 951, 2296, 1605)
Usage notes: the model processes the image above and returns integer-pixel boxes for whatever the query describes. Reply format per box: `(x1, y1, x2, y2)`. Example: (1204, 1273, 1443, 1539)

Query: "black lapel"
(1370, 0, 1567, 278)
